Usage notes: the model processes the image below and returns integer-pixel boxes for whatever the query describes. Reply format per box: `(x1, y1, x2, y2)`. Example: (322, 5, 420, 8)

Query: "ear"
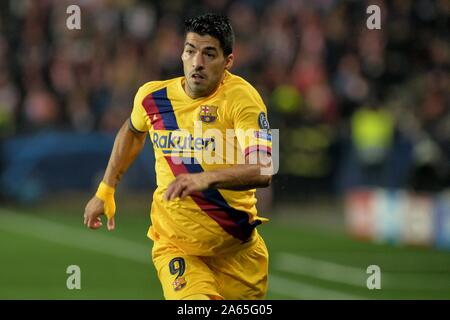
(224, 54, 234, 70)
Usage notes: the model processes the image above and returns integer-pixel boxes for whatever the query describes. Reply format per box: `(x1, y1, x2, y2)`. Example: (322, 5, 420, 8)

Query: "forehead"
(184, 32, 221, 50)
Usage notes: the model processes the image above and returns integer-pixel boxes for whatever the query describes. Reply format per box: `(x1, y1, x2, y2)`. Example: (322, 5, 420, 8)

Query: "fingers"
(84, 196, 105, 230)
(164, 183, 175, 201)
(164, 176, 180, 200)
(180, 186, 194, 199)
(107, 216, 115, 231)
(92, 219, 103, 229)
(84, 195, 118, 231)
(164, 173, 208, 201)
(84, 215, 115, 231)
(165, 177, 189, 201)
(86, 216, 103, 229)
(169, 182, 187, 200)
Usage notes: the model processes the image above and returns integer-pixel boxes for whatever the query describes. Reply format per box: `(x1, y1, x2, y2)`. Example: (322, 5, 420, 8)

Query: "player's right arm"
(84, 83, 152, 231)
(83, 119, 147, 231)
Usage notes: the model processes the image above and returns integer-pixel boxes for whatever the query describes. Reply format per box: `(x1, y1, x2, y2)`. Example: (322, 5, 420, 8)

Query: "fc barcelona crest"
(172, 277, 187, 291)
(199, 105, 218, 123)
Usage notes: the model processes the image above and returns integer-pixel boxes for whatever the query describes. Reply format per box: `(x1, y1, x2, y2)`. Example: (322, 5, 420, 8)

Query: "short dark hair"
(184, 13, 234, 56)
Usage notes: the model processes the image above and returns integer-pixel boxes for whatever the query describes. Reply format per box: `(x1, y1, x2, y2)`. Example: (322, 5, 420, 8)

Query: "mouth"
(191, 73, 206, 81)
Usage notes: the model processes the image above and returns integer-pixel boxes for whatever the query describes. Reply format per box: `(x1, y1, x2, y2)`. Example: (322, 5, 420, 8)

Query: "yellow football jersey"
(130, 71, 272, 256)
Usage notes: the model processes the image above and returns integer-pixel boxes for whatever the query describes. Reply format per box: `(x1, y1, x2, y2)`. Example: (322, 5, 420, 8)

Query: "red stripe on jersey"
(142, 94, 165, 130)
(164, 156, 254, 241)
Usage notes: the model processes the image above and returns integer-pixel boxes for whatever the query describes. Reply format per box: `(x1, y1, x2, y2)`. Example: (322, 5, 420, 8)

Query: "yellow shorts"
(151, 233, 269, 300)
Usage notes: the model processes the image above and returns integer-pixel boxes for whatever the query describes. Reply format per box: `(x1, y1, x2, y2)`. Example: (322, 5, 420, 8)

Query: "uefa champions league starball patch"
(258, 112, 270, 130)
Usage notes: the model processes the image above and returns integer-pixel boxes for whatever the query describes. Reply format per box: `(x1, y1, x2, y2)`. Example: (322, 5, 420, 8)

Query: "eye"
(185, 49, 194, 54)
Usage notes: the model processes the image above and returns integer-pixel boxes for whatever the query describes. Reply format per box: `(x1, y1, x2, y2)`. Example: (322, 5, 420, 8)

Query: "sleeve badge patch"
(258, 112, 270, 130)
(172, 277, 187, 291)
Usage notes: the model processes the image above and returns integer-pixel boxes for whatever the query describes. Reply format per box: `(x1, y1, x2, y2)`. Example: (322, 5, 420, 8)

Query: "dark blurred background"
(0, 0, 448, 204)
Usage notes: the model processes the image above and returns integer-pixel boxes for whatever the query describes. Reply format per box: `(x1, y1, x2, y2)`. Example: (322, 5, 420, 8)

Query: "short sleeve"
(233, 90, 272, 158)
(130, 85, 150, 133)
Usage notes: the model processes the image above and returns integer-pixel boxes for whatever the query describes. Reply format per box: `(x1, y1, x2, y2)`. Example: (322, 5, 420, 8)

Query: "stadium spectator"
(0, 0, 448, 200)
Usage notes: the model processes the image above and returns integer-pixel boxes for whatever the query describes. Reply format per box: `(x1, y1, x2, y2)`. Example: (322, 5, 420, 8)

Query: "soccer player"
(83, 13, 274, 300)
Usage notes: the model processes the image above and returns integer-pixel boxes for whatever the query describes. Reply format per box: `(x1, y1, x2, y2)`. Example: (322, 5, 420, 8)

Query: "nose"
(192, 52, 204, 70)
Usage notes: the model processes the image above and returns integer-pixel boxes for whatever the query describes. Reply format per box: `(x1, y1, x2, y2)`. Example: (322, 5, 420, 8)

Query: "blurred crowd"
(0, 0, 448, 197)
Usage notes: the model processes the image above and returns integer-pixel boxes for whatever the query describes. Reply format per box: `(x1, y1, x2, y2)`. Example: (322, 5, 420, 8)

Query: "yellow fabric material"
(181, 294, 212, 300)
(130, 71, 272, 256)
(95, 181, 116, 220)
(152, 231, 268, 300)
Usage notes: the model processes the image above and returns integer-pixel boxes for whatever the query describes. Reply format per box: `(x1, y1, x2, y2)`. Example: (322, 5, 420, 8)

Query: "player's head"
(182, 13, 234, 99)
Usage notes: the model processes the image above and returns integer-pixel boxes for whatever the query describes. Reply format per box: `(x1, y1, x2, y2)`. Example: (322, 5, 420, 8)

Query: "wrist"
(202, 171, 218, 189)
(96, 181, 115, 200)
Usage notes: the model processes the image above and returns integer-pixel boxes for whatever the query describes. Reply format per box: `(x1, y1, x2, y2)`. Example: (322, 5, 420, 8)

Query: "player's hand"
(84, 196, 105, 229)
(164, 173, 211, 201)
(84, 182, 116, 231)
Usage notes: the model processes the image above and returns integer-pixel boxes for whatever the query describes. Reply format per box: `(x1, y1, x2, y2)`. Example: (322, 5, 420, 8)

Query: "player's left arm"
(165, 88, 273, 201)
(164, 153, 272, 200)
